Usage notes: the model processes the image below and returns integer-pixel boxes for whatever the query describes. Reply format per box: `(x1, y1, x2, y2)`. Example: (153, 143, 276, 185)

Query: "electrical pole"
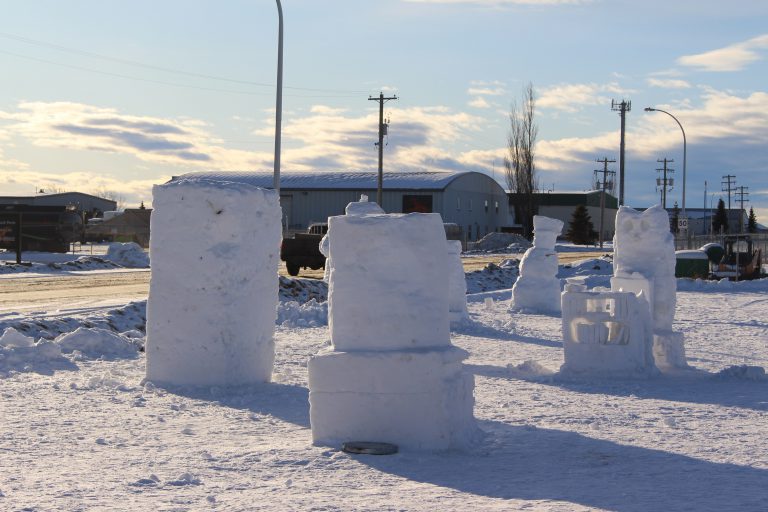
(611, 99, 631, 206)
(368, 92, 398, 207)
(722, 174, 736, 228)
(736, 185, 749, 233)
(655, 158, 674, 210)
(594, 157, 616, 249)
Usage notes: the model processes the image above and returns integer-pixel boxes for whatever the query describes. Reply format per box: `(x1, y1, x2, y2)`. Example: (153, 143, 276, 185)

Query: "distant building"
(509, 191, 619, 239)
(659, 207, 748, 236)
(0, 192, 117, 218)
(85, 207, 151, 247)
(173, 171, 514, 242)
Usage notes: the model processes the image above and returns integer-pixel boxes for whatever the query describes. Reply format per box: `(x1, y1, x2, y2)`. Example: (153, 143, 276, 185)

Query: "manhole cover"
(341, 441, 399, 455)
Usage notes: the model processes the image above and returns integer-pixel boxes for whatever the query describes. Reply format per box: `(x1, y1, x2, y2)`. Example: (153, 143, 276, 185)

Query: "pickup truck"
(280, 223, 327, 276)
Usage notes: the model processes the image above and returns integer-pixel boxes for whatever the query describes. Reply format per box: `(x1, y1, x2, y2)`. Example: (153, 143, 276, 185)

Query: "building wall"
(279, 172, 512, 241)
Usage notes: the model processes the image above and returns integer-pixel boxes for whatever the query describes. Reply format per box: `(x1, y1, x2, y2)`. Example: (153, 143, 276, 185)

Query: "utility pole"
(368, 92, 398, 207)
(655, 158, 674, 209)
(722, 174, 736, 228)
(611, 99, 631, 206)
(736, 185, 749, 233)
(594, 157, 616, 249)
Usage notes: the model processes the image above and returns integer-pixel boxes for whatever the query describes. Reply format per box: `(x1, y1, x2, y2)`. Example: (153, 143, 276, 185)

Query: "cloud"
(538, 82, 632, 113)
(646, 78, 691, 89)
(468, 97, 491, 108)
(678, 34, 768, 72)
(467, 81, 507, 109)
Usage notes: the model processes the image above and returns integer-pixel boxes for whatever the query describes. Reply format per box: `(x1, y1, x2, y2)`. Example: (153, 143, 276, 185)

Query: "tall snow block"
(146, 177, 282, 386)
(511, 215, 564, 314)
(308, 211, 478, 450)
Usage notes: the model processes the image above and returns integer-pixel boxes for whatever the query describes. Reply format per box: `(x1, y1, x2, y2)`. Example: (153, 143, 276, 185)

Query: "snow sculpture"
(510, 215, 564, 313)
(448, 240, 469, 325)
(146, 177, 282, 386)
(308, 209, 478, 450)
(611, 206, 687, 369)
(560, 281, 656, 375)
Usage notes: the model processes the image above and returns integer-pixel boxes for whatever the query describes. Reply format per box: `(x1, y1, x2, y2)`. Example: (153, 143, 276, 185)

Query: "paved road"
(0, 270, 151, 319)
(0, 251, 611, 316)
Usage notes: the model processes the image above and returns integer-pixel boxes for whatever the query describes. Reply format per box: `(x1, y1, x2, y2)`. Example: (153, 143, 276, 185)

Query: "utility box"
(675, 250, 709, 278)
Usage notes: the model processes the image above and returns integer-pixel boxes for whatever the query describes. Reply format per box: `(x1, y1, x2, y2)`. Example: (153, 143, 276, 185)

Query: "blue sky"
(0, 0, 766, 221)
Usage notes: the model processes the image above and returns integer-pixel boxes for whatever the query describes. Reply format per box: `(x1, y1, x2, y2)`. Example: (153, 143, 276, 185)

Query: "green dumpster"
(675, 250, 709, 278)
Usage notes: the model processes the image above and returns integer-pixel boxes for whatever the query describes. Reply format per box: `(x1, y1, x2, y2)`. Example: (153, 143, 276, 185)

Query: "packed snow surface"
(1, 249, 767, 510)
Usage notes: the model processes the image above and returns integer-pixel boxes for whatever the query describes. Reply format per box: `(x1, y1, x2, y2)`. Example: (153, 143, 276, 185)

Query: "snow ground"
(1, 258, 767, 511)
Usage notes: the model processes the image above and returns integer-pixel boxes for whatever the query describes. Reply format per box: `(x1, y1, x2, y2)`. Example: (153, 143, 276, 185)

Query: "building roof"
(173, 170, 477, 191)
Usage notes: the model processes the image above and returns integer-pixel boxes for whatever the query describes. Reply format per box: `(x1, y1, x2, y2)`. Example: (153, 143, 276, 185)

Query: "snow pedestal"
(611, 206, 687, 369)
(511, 215, 564, 314)
(145, 177, 282, 387)
(448, 240, 469, 326)
(560, 282, 657, 375)
(308, 211, 478, 450)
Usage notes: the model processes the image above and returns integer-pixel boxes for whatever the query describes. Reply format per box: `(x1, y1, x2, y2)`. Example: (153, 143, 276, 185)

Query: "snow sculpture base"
(146, 178, 281, 387)
(308, 346, 477, 451)
(653, 331, 687, 369)
(448, 240, 469, 326)
(561, 287, 657, 376)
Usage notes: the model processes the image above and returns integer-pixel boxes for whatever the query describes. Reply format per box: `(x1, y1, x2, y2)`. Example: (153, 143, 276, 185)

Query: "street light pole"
(644, 107, 687, 222)
(273, 0, 284, 196)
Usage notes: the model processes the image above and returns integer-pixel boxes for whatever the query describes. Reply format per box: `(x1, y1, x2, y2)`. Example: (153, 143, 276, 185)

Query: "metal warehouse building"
(0, 192, 117, 216)
(178, 170, 513, 241)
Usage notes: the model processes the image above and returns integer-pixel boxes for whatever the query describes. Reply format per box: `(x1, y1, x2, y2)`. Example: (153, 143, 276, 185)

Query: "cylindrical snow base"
(145, 177, 282, 387)
(308, 346, 479, 451)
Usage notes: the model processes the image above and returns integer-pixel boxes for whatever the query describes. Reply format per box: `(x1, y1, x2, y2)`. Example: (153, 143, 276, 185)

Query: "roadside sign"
(678, 217, 688, 231)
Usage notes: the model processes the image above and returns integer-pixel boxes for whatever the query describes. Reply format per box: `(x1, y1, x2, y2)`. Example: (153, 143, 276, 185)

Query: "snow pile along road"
(105, 242, 150, 268)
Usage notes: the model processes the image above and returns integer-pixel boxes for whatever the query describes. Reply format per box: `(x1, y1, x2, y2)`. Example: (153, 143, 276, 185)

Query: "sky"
(0, 0, 766, 222)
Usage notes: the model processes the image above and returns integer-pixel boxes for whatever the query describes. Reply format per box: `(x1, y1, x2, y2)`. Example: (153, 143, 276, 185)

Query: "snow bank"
(465, 259, 519, 294)
(0, 327, 70, 376)
(468, 232, 532, 253)
(55, 327, 139, 360)
(146, 177, 282, 386)
(105, 242, 150, 268)
(511, 215, 564, 314)
(309, 211, 478, 450)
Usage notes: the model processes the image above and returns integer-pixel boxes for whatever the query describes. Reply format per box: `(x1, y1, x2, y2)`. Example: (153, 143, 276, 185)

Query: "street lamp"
(644, 107, 687, 225)
(274, 0, 284, 196)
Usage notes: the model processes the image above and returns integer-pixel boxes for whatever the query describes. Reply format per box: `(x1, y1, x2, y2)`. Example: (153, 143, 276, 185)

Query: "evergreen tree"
(712, 198, 729, 234)
(747, 207, 758, 233)
(566, 204, 597, 245)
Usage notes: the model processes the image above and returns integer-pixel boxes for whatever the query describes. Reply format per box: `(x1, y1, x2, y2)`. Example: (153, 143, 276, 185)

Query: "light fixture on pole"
(644, 107, 687, 226)
(274, 0, 284, 196)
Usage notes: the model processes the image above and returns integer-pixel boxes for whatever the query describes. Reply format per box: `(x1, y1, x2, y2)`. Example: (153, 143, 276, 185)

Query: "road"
(0, 251, 610, 318)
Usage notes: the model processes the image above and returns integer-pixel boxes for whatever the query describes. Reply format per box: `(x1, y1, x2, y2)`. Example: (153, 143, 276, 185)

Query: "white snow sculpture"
(611, 206, 687, 369)
(560, 281, 656, 375)
(511, 215, 564, 313)
(308, 210, 478, 450)
(448, 240, 469, 325)
(145, 177, 282, 386)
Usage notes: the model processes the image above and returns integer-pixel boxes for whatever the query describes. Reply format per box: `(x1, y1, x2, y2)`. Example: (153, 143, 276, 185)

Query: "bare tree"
(91, 187, 126, 210)
(504, 82, 539, 239)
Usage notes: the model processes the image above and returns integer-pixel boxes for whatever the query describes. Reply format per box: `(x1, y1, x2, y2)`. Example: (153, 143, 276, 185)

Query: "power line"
(368, 92, 398, 206)
(0, 31, 369, 96)
(655, 158, 674, 209)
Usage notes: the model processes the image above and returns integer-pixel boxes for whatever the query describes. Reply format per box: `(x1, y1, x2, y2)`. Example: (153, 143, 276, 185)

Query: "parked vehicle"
(280, 223, 327, 276)
(711, 235, 763, 281)
(0, 204, 83, 253)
